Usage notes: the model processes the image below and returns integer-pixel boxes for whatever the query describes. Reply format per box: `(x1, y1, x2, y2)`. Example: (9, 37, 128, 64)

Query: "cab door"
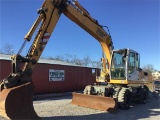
(127, 52, 139, 80)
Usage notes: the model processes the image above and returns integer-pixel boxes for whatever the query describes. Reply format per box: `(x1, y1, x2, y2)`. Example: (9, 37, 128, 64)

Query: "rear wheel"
(138, 85, 149, 103)
(118, 88, 131, 110)
(143, 85, 149, 99)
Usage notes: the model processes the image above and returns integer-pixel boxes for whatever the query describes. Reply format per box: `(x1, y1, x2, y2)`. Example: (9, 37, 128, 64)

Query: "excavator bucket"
(71, 92, 117, 113)
(0, 82, 40, 120)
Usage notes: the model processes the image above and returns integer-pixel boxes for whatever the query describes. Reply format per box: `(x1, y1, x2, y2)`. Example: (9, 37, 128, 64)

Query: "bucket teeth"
(0, 82, 40, 119)
(71, 92, 117, 113)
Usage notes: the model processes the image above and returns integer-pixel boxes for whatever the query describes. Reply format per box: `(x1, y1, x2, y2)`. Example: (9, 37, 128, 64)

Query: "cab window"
(128, 52, 135, 74)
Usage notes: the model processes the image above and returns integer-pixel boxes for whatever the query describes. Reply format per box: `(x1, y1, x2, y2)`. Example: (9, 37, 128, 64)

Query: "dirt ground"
(0, 91, 160, 120)
(35, 91, 160, 120)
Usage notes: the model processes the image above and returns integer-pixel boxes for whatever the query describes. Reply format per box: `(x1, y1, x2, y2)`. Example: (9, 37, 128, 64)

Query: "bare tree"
(142, 64, 155, 75)
(47, 55, 64, 61)
(46, 53, 101, 67)
(70, 55, 83, 65)
(64, 54, 73, 63)
(82, 55, 91, 66)
(3, 43, 14, 54)
(141, 64, 157, 82)
(91, 61, 101, 68)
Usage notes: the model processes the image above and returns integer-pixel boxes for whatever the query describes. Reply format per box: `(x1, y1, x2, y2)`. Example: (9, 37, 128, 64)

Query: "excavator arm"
(0, 0, 66, 89)
(0, 0, 115, 119)
(1, 0, 113, 90)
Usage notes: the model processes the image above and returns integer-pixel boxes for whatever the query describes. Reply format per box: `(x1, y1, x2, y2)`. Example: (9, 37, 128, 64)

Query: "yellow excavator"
(0, 0, 149, 119)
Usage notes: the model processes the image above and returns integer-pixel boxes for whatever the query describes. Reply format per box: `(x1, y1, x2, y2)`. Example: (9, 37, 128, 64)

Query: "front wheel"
(118, 88, 131, 110)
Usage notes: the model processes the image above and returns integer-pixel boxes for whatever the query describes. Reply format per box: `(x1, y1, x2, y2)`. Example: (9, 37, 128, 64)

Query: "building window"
(92, 69, 96, 75)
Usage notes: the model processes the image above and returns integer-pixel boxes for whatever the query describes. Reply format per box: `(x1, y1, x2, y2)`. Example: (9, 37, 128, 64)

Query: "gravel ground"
(0, 91, 160, 120)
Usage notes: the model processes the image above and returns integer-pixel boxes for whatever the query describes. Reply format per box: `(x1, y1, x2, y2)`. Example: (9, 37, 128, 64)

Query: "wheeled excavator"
(0, 0, 149, 119)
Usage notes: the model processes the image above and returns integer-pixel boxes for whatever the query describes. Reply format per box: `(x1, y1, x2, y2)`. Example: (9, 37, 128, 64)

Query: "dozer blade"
(71, 92, 117, 113)
(0, 82, 40, 120)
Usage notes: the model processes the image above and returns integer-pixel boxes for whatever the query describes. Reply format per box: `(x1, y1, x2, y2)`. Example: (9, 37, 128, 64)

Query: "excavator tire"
(0, 82, 40, 120)
(118, 88, 131, 110)
(71, 92, 117, 113)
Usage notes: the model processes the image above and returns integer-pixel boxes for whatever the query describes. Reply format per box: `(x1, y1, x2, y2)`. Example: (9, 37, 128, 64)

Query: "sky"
(0, 0, 159, 70)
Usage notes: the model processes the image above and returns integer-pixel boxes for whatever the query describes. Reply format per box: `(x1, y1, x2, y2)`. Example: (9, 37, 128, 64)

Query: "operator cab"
(110, 48, 140, 82)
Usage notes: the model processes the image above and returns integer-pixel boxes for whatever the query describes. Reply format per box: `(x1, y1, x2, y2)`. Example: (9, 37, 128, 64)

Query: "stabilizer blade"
(72, 92, 117, 113)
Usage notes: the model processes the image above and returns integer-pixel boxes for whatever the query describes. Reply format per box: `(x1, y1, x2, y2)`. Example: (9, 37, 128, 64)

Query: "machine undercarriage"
(73, 83, 149, 110)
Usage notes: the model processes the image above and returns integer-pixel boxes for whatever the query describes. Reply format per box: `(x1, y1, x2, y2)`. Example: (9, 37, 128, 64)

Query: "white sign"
(49, 69, 65, 81)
